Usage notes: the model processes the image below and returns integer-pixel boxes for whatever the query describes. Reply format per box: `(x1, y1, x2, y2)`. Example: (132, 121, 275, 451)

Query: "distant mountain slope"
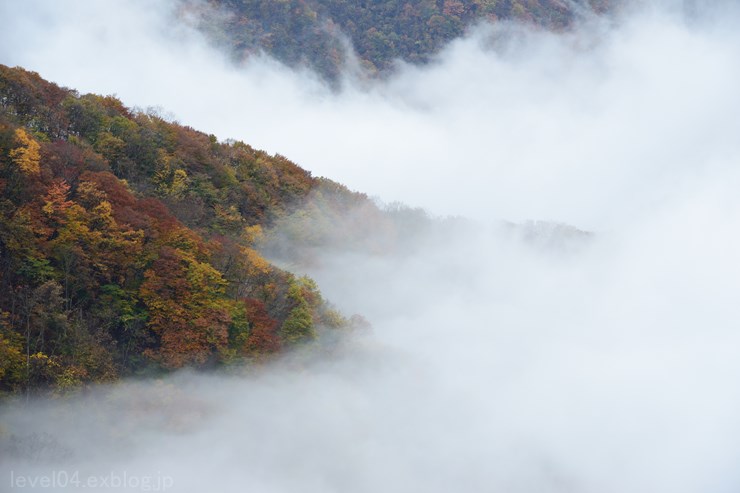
(0, 65, 364, 395)
(184, 0, 614, 82)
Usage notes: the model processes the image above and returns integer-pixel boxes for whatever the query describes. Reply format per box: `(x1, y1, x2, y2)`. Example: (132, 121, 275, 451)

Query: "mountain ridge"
(0, 64, 367, 395)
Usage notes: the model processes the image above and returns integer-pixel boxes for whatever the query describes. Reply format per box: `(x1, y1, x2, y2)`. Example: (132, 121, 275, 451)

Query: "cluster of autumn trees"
(187, 0, 614, 82)
(0, 65, 350, 396)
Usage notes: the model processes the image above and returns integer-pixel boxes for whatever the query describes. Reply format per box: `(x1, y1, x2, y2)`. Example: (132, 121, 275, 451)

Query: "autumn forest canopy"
(0, 64, 377, 394)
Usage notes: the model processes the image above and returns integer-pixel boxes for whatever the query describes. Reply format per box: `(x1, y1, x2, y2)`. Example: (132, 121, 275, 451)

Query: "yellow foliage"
(241, 247, 271, 276)
(55, 366, 89, 391)
(0, 332, 24, 383)
(153, 151, 189, 198)
(91, 200, 116, 229)
(27, 351, 62, 385)
(242, 224, 264, 245)
(9, 128, 41, 175)
(214, 204, 243, 231)
(170, 169, 189, 198)
(77, 180, 108, 208)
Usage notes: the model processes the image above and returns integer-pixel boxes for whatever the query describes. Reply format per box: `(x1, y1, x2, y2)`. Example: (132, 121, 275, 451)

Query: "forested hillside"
(0, 65, 364, 396)
(185, 0, 614, 81)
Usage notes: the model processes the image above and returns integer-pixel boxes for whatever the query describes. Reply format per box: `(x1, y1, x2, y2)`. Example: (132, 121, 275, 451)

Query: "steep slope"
(0, 65, 352, 395)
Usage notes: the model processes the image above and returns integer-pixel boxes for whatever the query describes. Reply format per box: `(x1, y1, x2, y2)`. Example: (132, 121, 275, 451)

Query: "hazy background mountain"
(182, 0, 615, 82)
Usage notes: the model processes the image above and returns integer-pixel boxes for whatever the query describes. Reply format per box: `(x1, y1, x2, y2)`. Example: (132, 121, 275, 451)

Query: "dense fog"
(2, 0, 740, 491)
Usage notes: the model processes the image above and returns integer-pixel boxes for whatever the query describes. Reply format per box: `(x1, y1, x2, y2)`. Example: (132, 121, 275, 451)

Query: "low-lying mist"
(3, 200, 740, 492)
(2, 0, 740, 492)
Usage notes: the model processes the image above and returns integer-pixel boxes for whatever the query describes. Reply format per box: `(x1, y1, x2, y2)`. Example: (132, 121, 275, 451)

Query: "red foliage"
(140, 246, 230, 369)
(43, 140, 107, 184)
(242, 298, 281, 354)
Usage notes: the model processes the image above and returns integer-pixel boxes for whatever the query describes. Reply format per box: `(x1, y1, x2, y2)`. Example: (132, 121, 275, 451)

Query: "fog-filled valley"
(2, 1, 740, 491)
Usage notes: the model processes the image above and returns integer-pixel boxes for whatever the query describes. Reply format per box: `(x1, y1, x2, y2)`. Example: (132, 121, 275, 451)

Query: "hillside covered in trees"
(184, 0, 614, 82)
(0, 65, 385, 396)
